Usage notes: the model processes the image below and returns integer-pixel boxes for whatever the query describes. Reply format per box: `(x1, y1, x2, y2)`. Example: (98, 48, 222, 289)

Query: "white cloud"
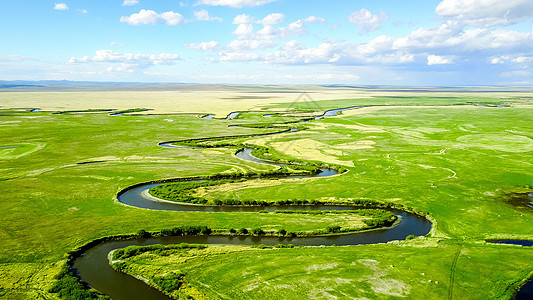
(233, 14, 254, 24)
(186, 41, 220, 51)
(491, 57, 506, 64)
(211, 20, 533, 68)
(233, 24, 255, 36)
(303, 16, 326, 24)
(219, 52, 261, 62)
(120, 9, 185, 26)
(218, 41, 343, 64)
(227, 39, 277, 50)
(427, 55, 453, 65)
(160, 11, 185, 25)
(348, 8, 389, 33)
(512, 56, 533, 63)
(259, 13, 285, 25)
(436, 0, 533, 27)
(54, 3, 68, 10)
(69, 50, 180, 70)
(219, 15, 327, 55)
(122, 0, 139, 6)
(120, 9, 159, 25)
(195, 9, 223, 22)
(490, 55, 533, 64)
(183, 7, 532, 74)
(195, 0, 277, 8)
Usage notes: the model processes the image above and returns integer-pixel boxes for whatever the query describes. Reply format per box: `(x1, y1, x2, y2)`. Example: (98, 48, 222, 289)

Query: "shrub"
(152, 272, 184, 293)
(136, 229, 150, 238)
(326, 226, 341, 233)
(251, 228, 265, 236)
(49, 266, 109, 300)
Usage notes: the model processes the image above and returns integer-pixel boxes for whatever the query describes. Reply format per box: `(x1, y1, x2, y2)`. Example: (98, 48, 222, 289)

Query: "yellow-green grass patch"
(0, 143, 44, 160)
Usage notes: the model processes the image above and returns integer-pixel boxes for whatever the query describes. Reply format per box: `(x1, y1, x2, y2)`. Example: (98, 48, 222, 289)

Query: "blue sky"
(1, 0, 532, 85)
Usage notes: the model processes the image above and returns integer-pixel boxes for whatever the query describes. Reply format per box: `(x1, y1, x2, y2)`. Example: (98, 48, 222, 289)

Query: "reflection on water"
(314, 106, 363, 120)
(227, 112, 240, 119)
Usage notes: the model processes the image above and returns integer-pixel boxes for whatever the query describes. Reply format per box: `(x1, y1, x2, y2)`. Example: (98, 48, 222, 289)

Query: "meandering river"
(73, 136, 432, 299)
(69, 106, 533, 299)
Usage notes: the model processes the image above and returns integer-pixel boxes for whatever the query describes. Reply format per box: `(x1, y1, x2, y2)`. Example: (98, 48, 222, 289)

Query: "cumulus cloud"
(54, 3, 69, 10)
(186, 41, 220, 51)
(189, 5, 532, 72)
(436, 0, 533, 27)
(195, 0, 277, 8)
(216, 15, 327, 55)
(348, 8, 389, 33)
(69, 50, 180, 70)
(160, 11, 186, 25)
(122, 0, 139, 6)
(120, 9, 185, 25)
(427, 55, 453, 65)
(259, 13, 285, 25)
(491, 55, 533, 64)
(233, 24, 255, 36)
(195, 9, 223, 22)
(227, 39, 277, 51)
(212, 18, 533, 67)
(233, 14, 255, 24)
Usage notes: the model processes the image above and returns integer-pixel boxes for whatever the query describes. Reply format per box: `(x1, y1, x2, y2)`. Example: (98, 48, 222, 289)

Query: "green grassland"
(114, 241, 533, 300)
(0, 89, 532, 299)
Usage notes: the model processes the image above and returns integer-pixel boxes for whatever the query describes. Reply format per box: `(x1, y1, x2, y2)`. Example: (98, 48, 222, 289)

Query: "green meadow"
(0, 87, 532, 299)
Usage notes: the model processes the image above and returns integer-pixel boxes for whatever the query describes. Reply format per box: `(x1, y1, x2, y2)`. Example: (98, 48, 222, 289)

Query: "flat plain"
(0, 85, 532, 299)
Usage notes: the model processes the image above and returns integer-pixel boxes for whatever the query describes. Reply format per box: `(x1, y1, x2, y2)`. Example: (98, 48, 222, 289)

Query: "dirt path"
(448, 245, 463, 300)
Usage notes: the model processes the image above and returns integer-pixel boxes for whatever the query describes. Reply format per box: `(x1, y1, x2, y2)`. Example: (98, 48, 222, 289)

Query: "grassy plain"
(115, 241, 533, 299)
(0, 85, 532, 299)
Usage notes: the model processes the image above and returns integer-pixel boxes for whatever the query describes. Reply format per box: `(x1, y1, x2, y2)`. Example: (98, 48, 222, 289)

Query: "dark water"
(486, 240, 533, 298)
(30, 108, 40, 112)
(488, 240, 533, 247)
(516, 279, 533, 299)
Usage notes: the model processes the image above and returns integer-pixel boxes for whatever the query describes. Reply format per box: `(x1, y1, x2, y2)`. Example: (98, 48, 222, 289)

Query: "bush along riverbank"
(165, 127, 295, 149)
(160, 127, 347, 174)
(49, 225, 213, 300)
(110, 244, 208, 300)
(246, 144, 347, 173)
